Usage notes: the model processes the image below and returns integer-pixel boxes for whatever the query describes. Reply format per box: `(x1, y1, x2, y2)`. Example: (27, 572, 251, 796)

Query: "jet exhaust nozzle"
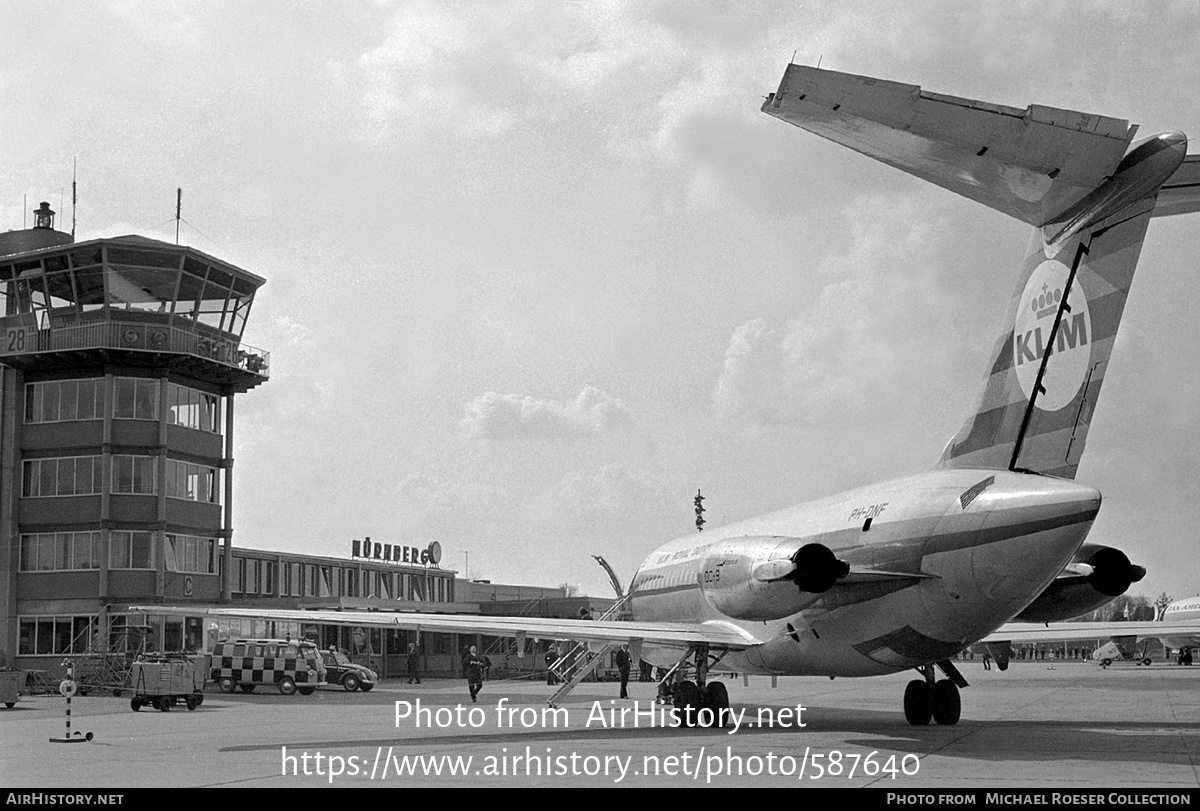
(700, 538, 849, 621)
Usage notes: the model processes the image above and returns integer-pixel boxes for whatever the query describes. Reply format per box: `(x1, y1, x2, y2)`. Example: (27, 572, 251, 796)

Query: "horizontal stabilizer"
(1153, 153, 1200, 217)
(763, 65, 1137, 227)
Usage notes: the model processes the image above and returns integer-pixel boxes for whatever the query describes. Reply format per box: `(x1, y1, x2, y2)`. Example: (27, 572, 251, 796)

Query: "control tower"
(0, 203, 269, 663)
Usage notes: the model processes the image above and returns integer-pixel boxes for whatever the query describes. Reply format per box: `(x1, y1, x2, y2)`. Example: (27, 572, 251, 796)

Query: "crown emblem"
(1029, 282, 1063, 319)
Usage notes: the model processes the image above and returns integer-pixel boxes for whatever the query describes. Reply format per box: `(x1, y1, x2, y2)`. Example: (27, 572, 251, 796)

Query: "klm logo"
(1014, 313, 1089, 366)
(1012, 260, 1093, 412)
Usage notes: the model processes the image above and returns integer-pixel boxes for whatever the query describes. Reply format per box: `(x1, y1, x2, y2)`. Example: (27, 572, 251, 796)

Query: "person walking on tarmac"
(465, 646, 485, 702)
(545, 648, 558, 685)
(615, 645, 632, 699)
(406, 643, 422, 684)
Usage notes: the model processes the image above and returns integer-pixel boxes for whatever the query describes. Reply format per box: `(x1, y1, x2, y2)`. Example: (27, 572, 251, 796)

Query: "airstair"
(546, 593, 632, 708)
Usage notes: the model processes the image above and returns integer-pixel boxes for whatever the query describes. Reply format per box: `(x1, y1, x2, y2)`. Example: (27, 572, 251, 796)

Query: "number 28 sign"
(0, 317, 36, 356)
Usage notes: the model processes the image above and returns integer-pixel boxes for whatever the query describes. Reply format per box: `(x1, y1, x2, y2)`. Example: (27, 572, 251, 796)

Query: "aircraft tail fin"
(939, 206, 1153, 477)
(763, 65, 1195, 478)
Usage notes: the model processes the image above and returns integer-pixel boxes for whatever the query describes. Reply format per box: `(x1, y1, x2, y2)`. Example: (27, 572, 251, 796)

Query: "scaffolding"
(69, 624, 151, 697)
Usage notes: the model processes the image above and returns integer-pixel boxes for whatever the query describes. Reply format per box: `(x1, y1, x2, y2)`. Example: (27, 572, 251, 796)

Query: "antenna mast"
(175, 188, 182, 245)
(72, 158, 77, 239)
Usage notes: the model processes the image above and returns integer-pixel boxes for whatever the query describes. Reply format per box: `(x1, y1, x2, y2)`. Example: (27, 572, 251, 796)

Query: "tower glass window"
(114, 377, 159, 420)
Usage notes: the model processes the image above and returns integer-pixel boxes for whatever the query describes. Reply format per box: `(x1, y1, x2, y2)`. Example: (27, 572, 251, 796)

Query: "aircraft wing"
(126, 605, 762, 651)
(762, 64, 1136, 227)
(982, 619, 1200, 645)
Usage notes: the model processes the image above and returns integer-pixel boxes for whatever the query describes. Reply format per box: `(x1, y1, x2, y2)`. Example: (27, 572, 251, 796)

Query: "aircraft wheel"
(903, 679, 932, 726)
(219, 677, 236, 693)
(931, 680, 961, 726)
(701, 682, 730, 728)
(674, 680, 701, 727)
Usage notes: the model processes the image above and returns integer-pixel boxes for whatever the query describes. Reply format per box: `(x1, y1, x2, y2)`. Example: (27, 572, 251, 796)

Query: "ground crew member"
(465, 646, 484, 702)
(615, 645, 631, 699)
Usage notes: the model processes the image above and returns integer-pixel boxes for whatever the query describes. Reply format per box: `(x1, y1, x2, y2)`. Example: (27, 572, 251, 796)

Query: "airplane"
(133, 64, 1200, 727)
(981, 594, 1200, 669)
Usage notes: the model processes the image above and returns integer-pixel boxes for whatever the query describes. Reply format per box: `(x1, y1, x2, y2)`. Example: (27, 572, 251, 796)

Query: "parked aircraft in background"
(983, 594, 1200, 668)
(134, 65, 1200, 727)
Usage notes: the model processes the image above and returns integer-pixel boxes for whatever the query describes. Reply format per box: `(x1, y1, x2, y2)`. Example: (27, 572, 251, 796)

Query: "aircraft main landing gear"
(903, 661, 964, 726)
(660, 644, 731, 728)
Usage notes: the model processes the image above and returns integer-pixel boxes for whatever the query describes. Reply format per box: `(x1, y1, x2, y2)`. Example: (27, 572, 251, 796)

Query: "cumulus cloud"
(714, 194, 960, 427)
(459, 385, 634, 440)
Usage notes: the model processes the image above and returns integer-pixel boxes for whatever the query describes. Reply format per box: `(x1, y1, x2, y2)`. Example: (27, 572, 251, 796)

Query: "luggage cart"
(129, 654, 206, 712)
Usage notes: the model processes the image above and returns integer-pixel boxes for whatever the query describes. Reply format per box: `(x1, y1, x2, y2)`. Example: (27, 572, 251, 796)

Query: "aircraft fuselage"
(629, 468, 1100, 677)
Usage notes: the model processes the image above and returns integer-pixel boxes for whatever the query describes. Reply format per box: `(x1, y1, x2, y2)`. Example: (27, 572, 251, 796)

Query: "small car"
(319, 650, 377, 692)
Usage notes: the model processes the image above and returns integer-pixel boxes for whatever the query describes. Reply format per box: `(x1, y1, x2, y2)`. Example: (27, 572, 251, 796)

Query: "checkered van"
(210, 639, 326, 696)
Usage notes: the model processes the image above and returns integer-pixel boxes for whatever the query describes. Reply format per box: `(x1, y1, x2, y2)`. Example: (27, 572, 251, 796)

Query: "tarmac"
(1, 660, 1198, 789)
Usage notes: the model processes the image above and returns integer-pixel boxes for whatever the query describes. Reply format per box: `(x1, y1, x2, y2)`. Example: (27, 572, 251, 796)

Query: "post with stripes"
(49, 659, 93, 743)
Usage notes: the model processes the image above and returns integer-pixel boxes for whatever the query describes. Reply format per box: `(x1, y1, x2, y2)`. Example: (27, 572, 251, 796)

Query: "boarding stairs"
(546, 593, 632, 708)
(481, 597, 544, 678)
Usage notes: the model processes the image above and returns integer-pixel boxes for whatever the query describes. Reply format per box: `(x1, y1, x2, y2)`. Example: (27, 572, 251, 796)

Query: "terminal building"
(0, 207, 604, 681)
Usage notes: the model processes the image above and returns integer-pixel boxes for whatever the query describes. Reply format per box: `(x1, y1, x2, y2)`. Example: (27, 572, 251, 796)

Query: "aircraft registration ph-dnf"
(134, 65, 1200, 727)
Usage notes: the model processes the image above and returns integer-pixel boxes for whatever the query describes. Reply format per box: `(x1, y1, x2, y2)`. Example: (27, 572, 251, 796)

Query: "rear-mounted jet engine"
(698, 537, 850, 621)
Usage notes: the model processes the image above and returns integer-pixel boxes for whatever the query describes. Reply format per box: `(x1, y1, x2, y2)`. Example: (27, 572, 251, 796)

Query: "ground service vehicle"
(130, 654, 206, 712)
(210, 639, 325, 696)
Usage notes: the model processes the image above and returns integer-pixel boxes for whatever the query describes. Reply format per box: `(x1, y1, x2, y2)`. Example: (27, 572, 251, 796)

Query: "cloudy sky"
(3, 1, 1197, 603)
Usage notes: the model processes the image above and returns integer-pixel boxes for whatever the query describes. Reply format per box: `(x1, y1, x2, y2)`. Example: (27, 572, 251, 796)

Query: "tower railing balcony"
(0, 310, 269, 379)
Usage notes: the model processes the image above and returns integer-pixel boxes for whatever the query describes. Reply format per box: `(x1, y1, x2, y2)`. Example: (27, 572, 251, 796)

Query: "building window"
(164, 535, 216, 574)
(109, 531, 154, 569)
(263, 561, 274, 596)
(112, 455, 157, 495)
(165, 459, 219, 503)
(113, 377, 159, 420)
(24, 379, 104, 423)
(167, 383, 221, 433)
(22, 456, 103, 497)
(19, 532, 100, 572)
(18, 616, 98, 656)
(236, 558, 247, 593)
